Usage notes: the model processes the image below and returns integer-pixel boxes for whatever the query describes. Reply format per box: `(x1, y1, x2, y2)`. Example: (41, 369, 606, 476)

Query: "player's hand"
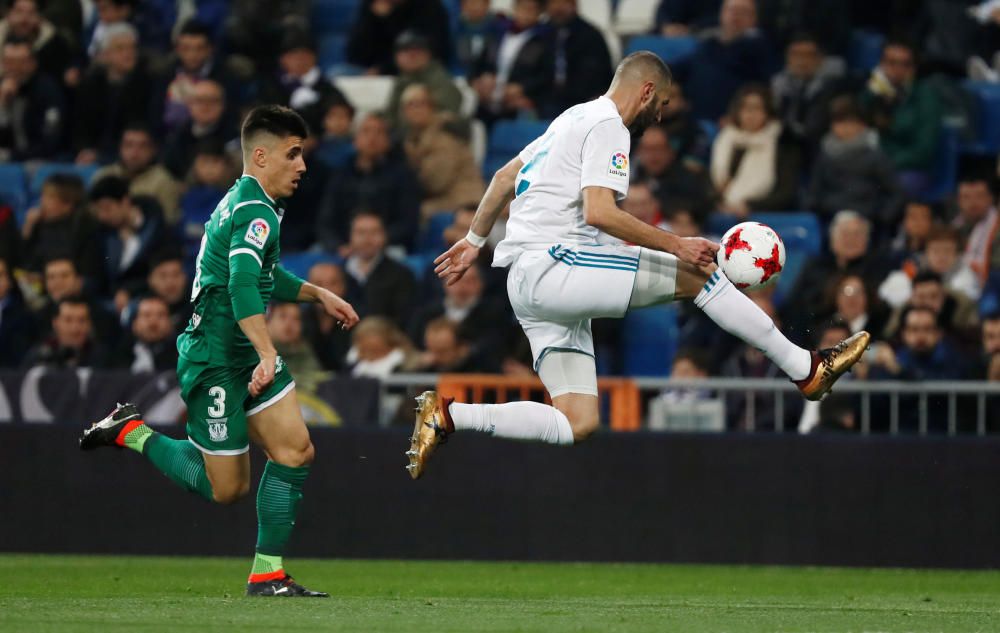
(434, 239, 481, 286)
(249, 353, 276, 398)
(674, 237, 719, 267)
(318, 290, 360, 330)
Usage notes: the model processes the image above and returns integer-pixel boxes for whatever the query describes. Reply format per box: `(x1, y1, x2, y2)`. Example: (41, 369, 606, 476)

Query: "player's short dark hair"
(89, 176, 130, 202)
(241, 105, 309, 148)
(41, 173, 85, 206)
(177, 18, 212, 41)
(912, 270, 944, 288)
(613, 51, 672, 89)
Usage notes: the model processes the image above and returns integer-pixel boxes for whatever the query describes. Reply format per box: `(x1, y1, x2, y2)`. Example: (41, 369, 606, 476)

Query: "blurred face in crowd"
(395, 45, 432, 74)
(119, 129, 156, 173)
(188, 80, 225, 127)
(667, 210, 699, 237)
(192, 153, 229, 187)
(830, 216, 869, 263)
(719, 0, 756, 40)
(513, 0, 543, 29)
(92, 194, 130, 229)
(444, 264, 482, 308)
(671, 357, 707, 379)
(97, 0, 131, 24)
(424, 325, 467, 368)
(546, 0, 577, 25)
(736, 92, 768, 133)
(925, 238, 959, 275)
(902, 309, 940, 354)
(148, 259, 187, 305)
(308, 262, 347, 298)
(7, 0, 41, 38)
(401, 84, 435, 130)
(44, 259, 82, 300)
(349, 214, 387, 261)
(910, 280, 945, 315)
(835, 275, 867, 321)
(2, 42, 36, 84)
(54, 302, 91, 349)
(279, 47, 317, 79)
(880, 44, 915, 87)
(353, 329, 393, 362)
(786, 39, 822, 79)
(133, 297, 173, 343)
(903, 202, 932, 241)
(637, 126, 673, 177)
(39, 185, 74, 219)
(957, 181, 995, 224)
(353, 114, 391, 161)
(324, 104, 353, 138)
(103, 32, 138, 76)
(461, 0, 490, 22)
(622, 183, 659, 224)
(0, 260, 10, 300)
(830, 116, 866, 142)
(176, 32, 212, 73)
(983, 318, 1000, 355)
(820, 326, 851, 349)
(267, 303, 303, 345)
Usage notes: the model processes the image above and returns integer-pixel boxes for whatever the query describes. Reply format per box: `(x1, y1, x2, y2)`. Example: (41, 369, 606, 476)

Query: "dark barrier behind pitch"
(2, 426, 999, 568)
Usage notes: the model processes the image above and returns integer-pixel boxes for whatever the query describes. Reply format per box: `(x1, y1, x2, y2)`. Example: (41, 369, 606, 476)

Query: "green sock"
(122, 422, 154, 452)
(249, 552, 284, 580)
(143, 434, 214, 501)
(253, 461, 310, 570)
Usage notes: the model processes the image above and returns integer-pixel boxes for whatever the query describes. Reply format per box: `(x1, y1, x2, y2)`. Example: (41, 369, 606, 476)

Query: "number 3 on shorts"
(207, 386, 226, 418)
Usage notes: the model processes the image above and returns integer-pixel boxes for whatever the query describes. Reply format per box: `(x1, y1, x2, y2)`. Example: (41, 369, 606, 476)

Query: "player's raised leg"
(244, 386, 327, 597)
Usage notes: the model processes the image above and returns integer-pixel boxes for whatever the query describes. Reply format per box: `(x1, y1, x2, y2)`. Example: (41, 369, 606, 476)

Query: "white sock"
(694, 270, 812, 380)
(449, 401, 574, 445)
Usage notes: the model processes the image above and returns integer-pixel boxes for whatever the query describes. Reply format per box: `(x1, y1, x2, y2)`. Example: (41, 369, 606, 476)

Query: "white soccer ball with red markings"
(716, 222, 786, 290)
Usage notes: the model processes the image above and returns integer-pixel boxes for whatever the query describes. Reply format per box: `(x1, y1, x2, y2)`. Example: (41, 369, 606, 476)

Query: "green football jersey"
(177, 175, 283, 368)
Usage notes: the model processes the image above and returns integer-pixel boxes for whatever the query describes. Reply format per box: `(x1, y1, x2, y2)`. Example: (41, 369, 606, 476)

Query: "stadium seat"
(847, 29, 883, 71)
(488, 120, 551, 156)
(614, 0, 658, 36)
(311, 0, 359, 36)
(697, 119, 719, 145)
(623, 35, 697, 64)
(29, 163, 99, 203)
(0, 163, 28, 225)
(579, 0, 613, 30)
(418, 212, 455, 255)
(281, 251, 342, 280)
(403, 253, 434, 282)
(622, 304, 678, 376)
(332, 76, 394, 113)
(318, 34, 348, 72)
(962, 81, 1000, 155)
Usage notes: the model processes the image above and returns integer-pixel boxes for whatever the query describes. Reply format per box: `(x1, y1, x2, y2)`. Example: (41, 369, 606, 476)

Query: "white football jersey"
(493, 96, 631, 267)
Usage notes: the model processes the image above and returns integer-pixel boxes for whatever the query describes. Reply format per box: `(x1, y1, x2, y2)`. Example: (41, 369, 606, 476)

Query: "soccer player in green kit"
(80, 105, 359, 597)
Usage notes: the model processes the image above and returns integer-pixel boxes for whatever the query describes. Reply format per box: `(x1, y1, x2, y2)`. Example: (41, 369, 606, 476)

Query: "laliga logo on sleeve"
(244, 218, 270, 248)
(608, 152, 628, 178)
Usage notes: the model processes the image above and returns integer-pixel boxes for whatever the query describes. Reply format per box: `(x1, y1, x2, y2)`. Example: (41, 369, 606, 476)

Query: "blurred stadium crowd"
(0, 0, 999, 431)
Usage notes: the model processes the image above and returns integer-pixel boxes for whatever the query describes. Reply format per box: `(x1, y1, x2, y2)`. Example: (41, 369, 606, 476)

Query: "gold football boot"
(405, 391, 455, 480)
(795, 331, 871, 401)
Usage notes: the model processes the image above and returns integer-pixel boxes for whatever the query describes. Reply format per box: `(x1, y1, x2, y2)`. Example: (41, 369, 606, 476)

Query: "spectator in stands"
(539, 0, 614, 118)
(804, 96, 902, 231)
(888, 200, 935, 268)
(710, 84, 800, 218)
(0, 257, 33, 367)
(33, 257, 115, 340)
(316, 112, 421, 252)
(146, 250, 192, 335)
(21, 174, 100, 279)
(656, 0, 722, 35)
(387, 31, 464, 131)
(952, 176, 999, 284)
(111, 295, 178, 372)
(797, 320, 856, 434)
(347, 315, 417, 379)
(860, 39, 942, 194)
(178, 140, 232, 265)
(868, 306, 967, 381)
(22, 296, 108, 368)
(314, 97, 355, 170)
(821, 274, 888, 340)
(156, 19, 231, 133)
(470, 0, 552, 123)
(975, 314, 1000, 378)
(771, 33, 845, 156)
(881, 224, 981, 315)
(0, 198, 19, 267)
(342, 211, 416, 327)
(221, 1, 309, 73)
(163, 79, 236, 179)
(0, 38, 65, 161)
(659, 81, 711, 167)
(632, 123, 715, 219)
(648, 348, 718, 432)
(454, 0, 506, 75)
(621, 182, 670, 232)
(267, 302, 324, 388)
(302, 262, 353, 372)
(672, 0, 776, 121)
(86, 0, 136, 59)
(94, 125, 182, 224)
(346, 0, 453, 75)
(966, 1, 1000, 81)
(0, 0, 73, 83)
(400, 84, 484, 219)
(884, 270, 979, 345)
(407, 263, 510, 356)
(412, 317, 499, 373)
(89, 175, 167, 305)
(74, 22, 155, 165)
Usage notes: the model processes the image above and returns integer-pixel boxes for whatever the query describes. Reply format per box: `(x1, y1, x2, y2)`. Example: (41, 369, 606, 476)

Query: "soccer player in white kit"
(406, 52, 869, 478)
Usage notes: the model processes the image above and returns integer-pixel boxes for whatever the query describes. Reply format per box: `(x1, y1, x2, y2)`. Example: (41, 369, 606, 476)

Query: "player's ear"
(252, 146, 267, 169)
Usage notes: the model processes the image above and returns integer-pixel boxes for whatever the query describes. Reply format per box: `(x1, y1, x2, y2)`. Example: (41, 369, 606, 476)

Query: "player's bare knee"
(272, 440, 314, 468)
(211, 480, 250, 505)
(568, 413, 599, 442)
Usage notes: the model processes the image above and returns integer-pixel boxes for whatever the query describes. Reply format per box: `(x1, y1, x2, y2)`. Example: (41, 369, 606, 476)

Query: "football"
(716, 222, 786, 290)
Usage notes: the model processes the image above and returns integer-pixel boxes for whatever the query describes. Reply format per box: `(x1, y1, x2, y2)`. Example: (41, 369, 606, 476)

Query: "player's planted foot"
(406, 391, 454, 480)
(79, 403, 143, 450)
(795, 331, 871, 401)
(246, 574, 329, 597)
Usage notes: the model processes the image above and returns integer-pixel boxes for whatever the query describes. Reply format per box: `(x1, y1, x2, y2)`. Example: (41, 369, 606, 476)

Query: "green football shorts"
(178, 355, 295, 455)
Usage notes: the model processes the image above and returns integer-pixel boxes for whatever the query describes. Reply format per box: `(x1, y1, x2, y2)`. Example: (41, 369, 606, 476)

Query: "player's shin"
(693, 270, 811, 381)
(249, 461, 310, 582)
(449, 401, 575, 444)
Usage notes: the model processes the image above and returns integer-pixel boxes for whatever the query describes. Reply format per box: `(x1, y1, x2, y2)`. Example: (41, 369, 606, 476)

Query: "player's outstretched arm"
(582, 186, 718, 268)
(435, 156, 522, 286)
(272, 264, 360, 329)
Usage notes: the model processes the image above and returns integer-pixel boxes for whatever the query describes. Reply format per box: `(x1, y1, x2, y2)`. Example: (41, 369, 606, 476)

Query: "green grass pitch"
(2, 555, 999, 632)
